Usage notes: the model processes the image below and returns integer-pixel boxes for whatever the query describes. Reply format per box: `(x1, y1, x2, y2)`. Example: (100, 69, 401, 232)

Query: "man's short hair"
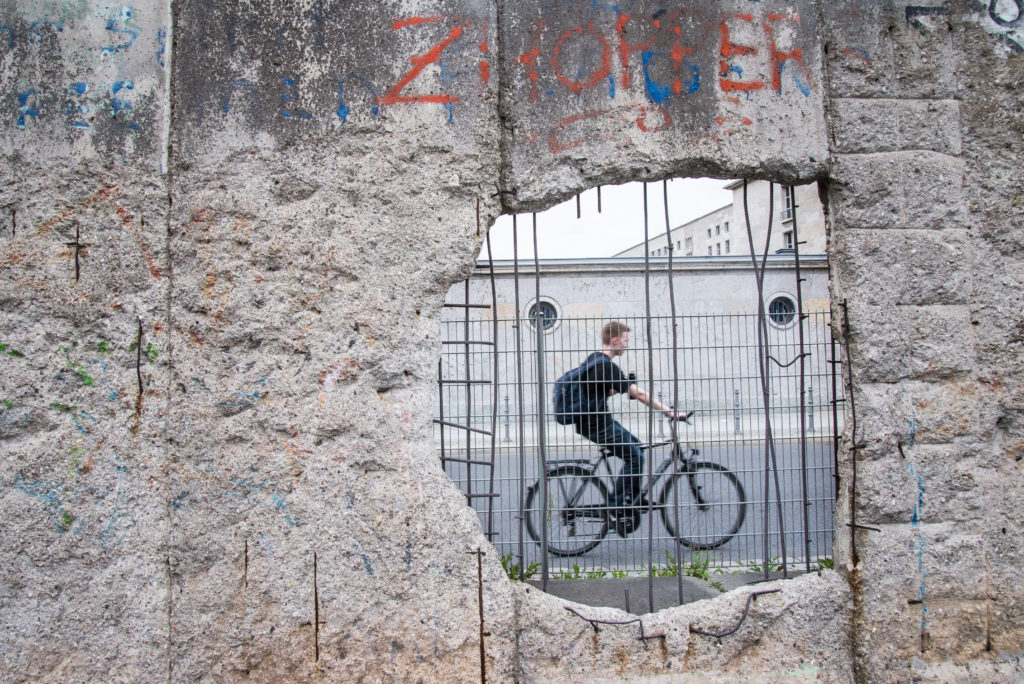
(602, 321, 630, 346)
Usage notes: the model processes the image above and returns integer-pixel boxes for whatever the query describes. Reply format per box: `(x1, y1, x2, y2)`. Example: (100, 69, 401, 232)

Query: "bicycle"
(524, 418, 747, 557)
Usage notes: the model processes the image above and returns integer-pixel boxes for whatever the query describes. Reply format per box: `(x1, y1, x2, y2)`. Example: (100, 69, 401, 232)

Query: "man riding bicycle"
(573, 321, 688, 534)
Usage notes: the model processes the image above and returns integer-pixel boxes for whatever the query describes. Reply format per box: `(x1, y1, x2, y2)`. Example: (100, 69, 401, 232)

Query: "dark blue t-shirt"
(578, 352, 631, 431)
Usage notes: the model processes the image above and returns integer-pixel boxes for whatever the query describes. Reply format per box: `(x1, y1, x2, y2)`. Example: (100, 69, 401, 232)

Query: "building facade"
(616, 180, 826, 258)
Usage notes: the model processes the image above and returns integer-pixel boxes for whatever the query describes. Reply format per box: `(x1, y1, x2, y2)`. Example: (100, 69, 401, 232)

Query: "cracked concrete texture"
(1, 0, 1022, 681)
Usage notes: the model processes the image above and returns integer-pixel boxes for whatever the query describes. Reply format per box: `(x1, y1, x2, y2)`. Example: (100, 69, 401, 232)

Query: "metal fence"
(435, 311, 843, 577)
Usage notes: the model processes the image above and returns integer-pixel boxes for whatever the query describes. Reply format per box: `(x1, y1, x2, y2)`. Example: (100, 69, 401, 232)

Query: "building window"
(724, 221, 729, 233)
(782, 185, 795, 221)
(783, 230, 794, 249)
(767, 294, 797, 328)
(685, 237, 692, 250)
(526, 299, 559, 331)
(725, 239, 730, 254)
(716, 243, 721, 255)
(707, 228, 712, 238)
(715, 224, 720, 235)
(707, 246, 713, 255)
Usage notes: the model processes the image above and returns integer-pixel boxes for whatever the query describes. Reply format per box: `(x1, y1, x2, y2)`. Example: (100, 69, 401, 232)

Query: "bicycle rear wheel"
(661, 462, 746, 550)
(525, 466, 610, 557)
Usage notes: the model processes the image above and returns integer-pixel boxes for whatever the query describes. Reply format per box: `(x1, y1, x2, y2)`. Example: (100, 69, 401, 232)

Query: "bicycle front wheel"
(524, 466, 610, 557)
(661, 462, 746, 550)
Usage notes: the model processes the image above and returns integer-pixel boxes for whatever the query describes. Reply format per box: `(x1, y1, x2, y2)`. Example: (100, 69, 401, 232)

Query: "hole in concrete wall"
(435, 178, 839, 614)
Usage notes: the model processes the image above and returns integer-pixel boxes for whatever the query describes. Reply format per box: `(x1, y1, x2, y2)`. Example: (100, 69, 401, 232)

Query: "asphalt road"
(446, 439, 836, 575)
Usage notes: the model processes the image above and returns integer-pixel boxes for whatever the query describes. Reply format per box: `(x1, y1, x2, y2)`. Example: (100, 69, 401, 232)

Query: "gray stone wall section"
(0, 0, 171, 679)
(3, 0, 1023, 681)
(824, 1, 1023, 680)
(167, 1, 505, 679)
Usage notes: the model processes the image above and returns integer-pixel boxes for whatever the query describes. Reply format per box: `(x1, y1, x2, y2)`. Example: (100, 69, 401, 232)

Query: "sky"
(480, 177, 736, 260)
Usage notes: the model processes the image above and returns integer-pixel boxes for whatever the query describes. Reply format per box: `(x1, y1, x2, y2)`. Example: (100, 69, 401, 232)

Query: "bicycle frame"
(583, 439, 701, 507)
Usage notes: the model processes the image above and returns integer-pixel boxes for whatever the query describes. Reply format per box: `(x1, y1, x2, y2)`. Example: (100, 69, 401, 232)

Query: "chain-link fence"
(435, 312, 842, 577)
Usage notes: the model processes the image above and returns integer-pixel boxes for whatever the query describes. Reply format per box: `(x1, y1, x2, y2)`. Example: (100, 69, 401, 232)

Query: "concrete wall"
(1, 0, 1021, 681)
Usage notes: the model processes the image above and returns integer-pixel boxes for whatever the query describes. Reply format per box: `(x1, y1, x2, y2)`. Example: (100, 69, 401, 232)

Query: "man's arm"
(627, 384, 689, 420)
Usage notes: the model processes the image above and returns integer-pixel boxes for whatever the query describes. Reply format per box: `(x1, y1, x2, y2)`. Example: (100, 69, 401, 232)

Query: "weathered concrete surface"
(499, 0, 828, 210)
(825, 2, 1024, 681)
(0, 0, 1022, 681)
(0, 0, 171, 680)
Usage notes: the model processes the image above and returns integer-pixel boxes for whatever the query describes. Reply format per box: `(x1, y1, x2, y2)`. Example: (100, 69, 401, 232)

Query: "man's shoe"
(609, 509, 632, 537)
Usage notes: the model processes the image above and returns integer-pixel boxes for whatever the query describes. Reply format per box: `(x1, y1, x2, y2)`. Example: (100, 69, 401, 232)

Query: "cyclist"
(574, 321, 688, 534)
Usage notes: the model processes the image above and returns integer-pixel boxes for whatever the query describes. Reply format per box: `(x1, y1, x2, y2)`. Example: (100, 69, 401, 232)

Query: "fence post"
(658, 392, 665, 437)
(503, 394, 511, 443)
(734, 389, 742, 436)
(807, 387, 814, 433)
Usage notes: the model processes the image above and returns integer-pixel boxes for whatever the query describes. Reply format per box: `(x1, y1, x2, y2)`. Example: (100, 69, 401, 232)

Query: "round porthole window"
(526, 299, 559, 332)
(767, 294, 797, 328)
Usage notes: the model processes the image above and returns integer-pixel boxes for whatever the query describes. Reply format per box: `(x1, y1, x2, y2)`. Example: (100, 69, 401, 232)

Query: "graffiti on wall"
(968, 0, 1023, 52)
(1, 4, 155, 139)
(206, 6, 817, 138)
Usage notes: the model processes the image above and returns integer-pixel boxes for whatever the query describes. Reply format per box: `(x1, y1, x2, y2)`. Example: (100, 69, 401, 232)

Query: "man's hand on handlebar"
(664, 409, 693, 423)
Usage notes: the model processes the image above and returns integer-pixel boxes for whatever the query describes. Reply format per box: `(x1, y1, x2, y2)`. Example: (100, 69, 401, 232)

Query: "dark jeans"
(577, 419, 643, 509)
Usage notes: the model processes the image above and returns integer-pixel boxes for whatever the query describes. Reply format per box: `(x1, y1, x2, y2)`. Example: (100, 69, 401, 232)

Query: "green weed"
(653, 551, 725, 592)
(744, 556, 784, 574)
(555, 564, 609, 580)
(500, 552, 541, 582)
(814, 557, 835, 570)
(97, 341, 110, 352)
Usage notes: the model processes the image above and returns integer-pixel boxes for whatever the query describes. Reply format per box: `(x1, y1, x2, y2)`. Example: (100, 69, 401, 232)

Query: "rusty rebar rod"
(563, 606, 665, 643)
(742, 181, 789, 579)
(511, 215, 528, 580)
(642, 181, 657, 612)
(690, 589, 781, 640)
(467, 549, 490, 683)
(841, 299, 860, 566)
(790, 187, 812, 574)
(485, 231, 500, 539)
(663, 178, 685, 605)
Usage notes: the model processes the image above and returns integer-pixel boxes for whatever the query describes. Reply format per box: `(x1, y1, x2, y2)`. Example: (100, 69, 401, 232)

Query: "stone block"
(898, 151, 967, 229)
(855, 443, 1002, 527)
(822, 4, 897, 98)
(840, 299, 911, 383)
(831, 98, 961, 156)
(853, 382, 913, 459)
(829, 154, 904, 231)
(830, 228, 904, 304)
(832, 97, 964, 156)
(890, 9, 959, 100)
(898, 99, 962, 155)
(913, 598, 991, 661)
(831, 99, 901, 154)
(829, 152, 967, 233)
(906, 305, 975, 379)
(906, 379, 979, 444)
(900, 229, 972, 306)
